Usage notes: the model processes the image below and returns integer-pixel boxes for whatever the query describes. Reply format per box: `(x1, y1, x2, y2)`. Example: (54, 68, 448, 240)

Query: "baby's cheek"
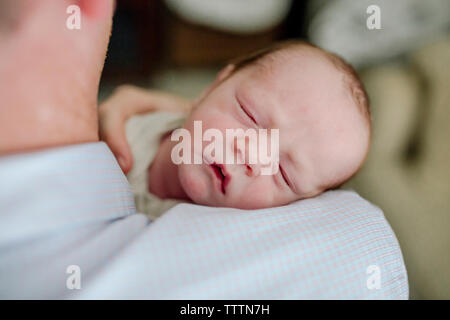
(234, 182, 277, 209)
(179, 165, 209, 203)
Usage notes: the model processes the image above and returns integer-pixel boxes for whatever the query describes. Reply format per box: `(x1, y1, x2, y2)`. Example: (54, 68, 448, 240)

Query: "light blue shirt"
(0, 142, 408, 299)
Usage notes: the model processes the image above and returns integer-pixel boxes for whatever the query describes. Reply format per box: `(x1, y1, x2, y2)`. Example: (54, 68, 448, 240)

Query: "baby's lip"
(209, 163, 231, 194)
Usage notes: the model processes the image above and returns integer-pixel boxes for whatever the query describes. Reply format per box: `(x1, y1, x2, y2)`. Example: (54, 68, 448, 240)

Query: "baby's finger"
(99, 114, 134, 174)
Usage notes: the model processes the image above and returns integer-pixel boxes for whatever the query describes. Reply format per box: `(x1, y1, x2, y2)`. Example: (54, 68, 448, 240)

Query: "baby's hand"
(99, 85, 135, 174)
(98, 85, 192, 174)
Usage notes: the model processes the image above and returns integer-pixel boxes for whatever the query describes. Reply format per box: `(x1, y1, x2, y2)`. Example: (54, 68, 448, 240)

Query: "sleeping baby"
(99, 40, 371, 220)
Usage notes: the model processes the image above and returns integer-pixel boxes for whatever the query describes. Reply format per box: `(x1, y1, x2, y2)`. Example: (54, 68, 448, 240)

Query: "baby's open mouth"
(210, 163, 230, 194)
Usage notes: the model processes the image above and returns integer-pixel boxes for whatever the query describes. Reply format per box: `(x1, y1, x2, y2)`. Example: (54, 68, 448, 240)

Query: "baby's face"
(178, 49, 369, 209)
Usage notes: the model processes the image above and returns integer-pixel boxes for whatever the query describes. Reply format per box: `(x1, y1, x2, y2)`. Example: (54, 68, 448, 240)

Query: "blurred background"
(99, 0, 450, 299)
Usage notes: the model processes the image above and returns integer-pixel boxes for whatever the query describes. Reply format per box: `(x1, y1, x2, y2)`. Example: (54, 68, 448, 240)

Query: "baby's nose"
(245, 163, 261, 177)
(231, 140, 259, 177)
(232, 134, 268, 177)
(232, 134, 258, 164)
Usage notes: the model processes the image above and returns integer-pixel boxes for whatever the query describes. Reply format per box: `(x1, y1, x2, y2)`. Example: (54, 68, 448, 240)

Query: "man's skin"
(0, 0, 115, 155)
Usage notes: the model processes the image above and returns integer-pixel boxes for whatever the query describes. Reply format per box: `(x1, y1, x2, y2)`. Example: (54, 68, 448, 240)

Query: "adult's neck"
(0, 0, 113, 155)
(0, 34, 100, 155)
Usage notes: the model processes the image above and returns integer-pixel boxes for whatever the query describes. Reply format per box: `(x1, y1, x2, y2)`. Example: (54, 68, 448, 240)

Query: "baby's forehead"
(244, 50, 346, 120)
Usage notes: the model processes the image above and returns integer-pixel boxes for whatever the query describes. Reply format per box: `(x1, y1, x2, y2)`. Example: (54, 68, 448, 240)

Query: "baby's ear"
(215, 64, 235, 83)
(193, 64, 235, 106)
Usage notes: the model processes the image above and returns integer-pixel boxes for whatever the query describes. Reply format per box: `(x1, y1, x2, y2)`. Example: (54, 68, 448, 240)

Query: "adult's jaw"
(0, 0, 115, 155)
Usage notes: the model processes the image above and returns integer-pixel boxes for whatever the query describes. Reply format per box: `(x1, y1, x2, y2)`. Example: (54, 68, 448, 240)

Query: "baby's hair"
(227, 40, 372, 190)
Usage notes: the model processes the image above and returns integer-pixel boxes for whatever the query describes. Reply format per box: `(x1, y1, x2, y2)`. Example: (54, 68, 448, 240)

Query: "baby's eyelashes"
(279, 165, 291, 188)
(240, 103, 257, 125)
(236, 96, 258, 127)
